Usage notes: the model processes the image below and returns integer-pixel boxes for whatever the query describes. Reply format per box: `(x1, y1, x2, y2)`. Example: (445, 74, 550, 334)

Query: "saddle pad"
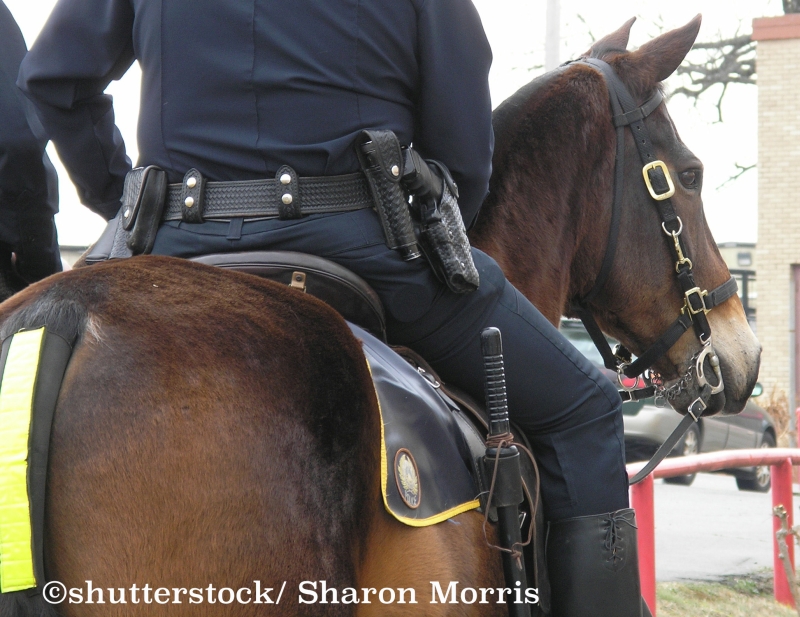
(0, 327, 72, 594)
(349, 324, 480, 526)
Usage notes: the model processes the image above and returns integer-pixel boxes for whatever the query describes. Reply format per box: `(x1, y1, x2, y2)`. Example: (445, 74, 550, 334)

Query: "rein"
(569, 58, 739, 484)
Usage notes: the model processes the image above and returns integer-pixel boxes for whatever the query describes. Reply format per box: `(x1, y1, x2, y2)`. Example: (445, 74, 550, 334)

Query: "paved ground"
(654, 472, 783, 581)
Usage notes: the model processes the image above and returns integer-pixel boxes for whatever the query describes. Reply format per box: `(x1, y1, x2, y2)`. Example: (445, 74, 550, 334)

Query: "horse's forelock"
(605, 54, 666, 103)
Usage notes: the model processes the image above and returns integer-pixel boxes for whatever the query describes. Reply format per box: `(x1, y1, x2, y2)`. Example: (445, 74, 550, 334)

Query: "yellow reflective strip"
(0, 328, 45, 592)
(366, 358, 480, 528)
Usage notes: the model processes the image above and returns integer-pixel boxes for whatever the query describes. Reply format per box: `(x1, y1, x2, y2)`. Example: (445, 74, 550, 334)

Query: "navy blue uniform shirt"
(0, 0, 60, 282)
(19, 0, 494, 228)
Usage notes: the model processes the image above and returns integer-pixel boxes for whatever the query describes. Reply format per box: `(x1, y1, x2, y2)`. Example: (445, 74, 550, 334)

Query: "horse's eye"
(679, 170, 701, 189)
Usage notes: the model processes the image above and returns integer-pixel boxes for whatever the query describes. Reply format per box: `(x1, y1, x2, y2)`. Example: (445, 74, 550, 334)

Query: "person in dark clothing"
(0, 0, 60, 287)
(18, 2, 647, 614)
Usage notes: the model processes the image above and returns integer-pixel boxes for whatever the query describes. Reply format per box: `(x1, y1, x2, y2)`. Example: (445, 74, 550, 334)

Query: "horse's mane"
(488, 60, 612, 192)
(491, 68, 566, 151)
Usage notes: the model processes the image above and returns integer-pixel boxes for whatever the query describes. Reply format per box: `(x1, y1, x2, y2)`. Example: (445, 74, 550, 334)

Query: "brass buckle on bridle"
(683, 287, 709, 316)
(643, 160, 676, 201)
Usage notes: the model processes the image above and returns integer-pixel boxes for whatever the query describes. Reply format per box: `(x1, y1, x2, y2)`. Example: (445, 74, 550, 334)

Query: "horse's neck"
(471, 207, 573, 326)
(471, 68, 614, 326)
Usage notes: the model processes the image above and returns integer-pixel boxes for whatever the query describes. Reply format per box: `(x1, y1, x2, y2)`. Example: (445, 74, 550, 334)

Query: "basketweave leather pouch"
(416, 174, 479, 294)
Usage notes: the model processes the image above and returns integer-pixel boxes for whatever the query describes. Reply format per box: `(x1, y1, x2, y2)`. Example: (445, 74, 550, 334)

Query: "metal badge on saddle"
(356, 129, 480, 294)
(355, 324, 546, 616)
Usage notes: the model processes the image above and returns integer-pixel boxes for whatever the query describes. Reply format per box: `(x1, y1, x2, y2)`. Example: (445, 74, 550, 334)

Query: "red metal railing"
(627, 448, 800, 616)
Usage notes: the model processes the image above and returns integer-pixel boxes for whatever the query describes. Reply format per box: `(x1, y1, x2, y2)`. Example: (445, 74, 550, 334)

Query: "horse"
(0, 15, 759, 617)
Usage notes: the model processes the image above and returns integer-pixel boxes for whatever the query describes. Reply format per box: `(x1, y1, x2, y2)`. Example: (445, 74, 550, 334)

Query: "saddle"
(193, 250, 550, 614)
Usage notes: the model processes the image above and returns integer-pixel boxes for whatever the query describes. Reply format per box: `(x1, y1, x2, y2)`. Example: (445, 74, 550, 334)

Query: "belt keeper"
(181, 169, 206, 223)
(276, 165, 302, 219)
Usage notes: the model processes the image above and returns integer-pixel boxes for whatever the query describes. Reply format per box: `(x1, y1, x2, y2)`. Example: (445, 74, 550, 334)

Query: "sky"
(4, 0, 787, 247)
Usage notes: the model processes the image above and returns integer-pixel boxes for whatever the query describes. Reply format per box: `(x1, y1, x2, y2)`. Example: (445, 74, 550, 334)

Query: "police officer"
(19, 2, 647, 615)
(0, 1, 60, 291)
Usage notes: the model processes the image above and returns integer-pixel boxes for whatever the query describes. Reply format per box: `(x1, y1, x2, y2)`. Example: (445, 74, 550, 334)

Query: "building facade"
(753, 13, 800, 412)
(717, 242, 757, 332)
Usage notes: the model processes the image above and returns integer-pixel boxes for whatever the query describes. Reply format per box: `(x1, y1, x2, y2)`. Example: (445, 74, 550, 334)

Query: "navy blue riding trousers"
(151, 209, 629, 521)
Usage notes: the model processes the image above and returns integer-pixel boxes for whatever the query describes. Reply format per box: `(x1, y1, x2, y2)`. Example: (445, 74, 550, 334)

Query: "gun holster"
(401, 150, 479, 294)
(355, 129, 479, 293)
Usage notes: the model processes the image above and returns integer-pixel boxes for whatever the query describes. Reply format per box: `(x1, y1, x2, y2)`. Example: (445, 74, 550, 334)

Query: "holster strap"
(150, 168, 374, 222)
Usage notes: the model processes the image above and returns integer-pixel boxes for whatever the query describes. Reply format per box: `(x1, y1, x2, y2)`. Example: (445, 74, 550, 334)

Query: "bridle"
(568, 58, 739, 484)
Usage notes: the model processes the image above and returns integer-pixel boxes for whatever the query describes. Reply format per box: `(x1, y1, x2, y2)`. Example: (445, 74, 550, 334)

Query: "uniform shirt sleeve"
(18, 0, 135, 220)
(415, 0, 494, 230)
(0, 1, 61, 281)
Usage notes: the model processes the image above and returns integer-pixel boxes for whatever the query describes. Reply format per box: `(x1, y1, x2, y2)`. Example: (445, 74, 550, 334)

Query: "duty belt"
(122, 165, 374, 228)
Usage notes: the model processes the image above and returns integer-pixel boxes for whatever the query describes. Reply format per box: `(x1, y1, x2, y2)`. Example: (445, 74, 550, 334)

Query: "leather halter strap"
(568, 59, 739, 485)
(572, 58, 737, 378)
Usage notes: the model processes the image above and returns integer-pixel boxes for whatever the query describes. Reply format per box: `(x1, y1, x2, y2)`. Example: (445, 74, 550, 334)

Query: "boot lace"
(603, 510, 637, 567)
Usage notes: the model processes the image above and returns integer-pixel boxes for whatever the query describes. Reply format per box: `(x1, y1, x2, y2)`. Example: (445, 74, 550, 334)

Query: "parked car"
(560, 319, 776, 491)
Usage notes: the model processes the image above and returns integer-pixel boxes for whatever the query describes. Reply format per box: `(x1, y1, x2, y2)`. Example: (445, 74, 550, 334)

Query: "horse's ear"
(627, 15, 702, 84)
(586, 17, 636, 58)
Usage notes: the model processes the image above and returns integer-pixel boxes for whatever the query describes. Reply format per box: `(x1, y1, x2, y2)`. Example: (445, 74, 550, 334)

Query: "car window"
(559, 321, 609, 367)
(559, 319, 653, 414)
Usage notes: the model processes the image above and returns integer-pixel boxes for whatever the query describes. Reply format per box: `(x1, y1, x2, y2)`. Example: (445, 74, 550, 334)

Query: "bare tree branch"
(671, 34, 756, 122)
(575, 14, 596, 44)
(716, 163, 756, 190)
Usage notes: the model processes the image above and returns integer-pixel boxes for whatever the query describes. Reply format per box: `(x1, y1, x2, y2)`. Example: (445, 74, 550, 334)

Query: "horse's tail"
(0, 289, 88, 344)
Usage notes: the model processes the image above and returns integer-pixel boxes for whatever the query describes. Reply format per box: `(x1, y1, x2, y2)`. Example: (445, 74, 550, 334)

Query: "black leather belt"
(164, 172, 373, 221)
(87, 165, 376, 262)
(123, 165, 374, 224)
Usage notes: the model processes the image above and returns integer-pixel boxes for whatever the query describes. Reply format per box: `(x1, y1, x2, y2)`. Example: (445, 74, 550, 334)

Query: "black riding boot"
(546, 508, 646, 617)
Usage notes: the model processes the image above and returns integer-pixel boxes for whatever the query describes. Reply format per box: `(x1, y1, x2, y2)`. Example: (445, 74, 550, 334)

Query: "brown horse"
(0, 15, 758, 617)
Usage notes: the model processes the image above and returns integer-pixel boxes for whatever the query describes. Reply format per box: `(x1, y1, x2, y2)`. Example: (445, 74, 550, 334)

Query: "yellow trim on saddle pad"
(0, 328, 45, 592)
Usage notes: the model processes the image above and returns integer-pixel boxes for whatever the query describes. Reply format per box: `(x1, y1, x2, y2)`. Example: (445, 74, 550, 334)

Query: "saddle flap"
(350, 324, 481, 525)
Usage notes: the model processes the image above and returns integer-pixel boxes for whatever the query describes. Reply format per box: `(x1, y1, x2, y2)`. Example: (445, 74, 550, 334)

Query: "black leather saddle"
(192, 251, 387, 341)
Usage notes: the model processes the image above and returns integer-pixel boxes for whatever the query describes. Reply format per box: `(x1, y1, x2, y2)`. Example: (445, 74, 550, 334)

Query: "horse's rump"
(0, 256, 380, 616)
